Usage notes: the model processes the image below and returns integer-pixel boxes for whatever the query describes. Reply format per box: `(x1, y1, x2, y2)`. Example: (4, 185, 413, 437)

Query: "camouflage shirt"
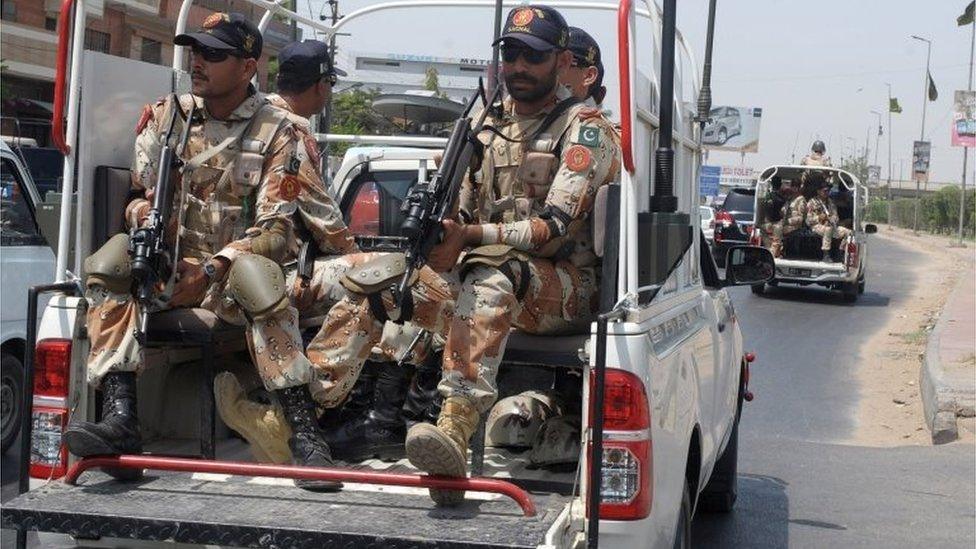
(127, 92, 355, 264)
(460, 89, 621, 267)
(800, 153, 831, 167)
(805, 196, 839, 227)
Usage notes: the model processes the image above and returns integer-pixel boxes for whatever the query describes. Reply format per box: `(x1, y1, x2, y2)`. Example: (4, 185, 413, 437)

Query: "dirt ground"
(847, 225, 976, 447)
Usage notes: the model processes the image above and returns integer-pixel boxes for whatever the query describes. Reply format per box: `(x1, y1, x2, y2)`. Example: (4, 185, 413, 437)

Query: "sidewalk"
(920, 262, 976, 444)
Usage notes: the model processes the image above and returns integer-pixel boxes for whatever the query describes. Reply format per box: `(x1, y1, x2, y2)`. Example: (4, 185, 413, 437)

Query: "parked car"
(702, 107, 741, 145)
(0, 141, 56, 453)
(700, 205, 715, 243)
(712, 187, 757, 266)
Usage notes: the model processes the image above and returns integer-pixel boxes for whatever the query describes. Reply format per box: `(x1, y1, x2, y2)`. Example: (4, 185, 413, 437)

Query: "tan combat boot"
(214, 372, 292, 464)
(405, 396, 479, 506)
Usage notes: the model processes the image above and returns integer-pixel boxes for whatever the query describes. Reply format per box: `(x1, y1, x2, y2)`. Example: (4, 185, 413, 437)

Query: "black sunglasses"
(191, 45, 242, 63)
(501, 47, 553, 65)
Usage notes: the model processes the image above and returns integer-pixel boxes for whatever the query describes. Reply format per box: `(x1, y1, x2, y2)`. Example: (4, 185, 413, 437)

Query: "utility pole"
(319, 0, 340, 183)
(911, 34, 932, 234)
(958, 14, 974, 246)
(886, 83, 894, 227)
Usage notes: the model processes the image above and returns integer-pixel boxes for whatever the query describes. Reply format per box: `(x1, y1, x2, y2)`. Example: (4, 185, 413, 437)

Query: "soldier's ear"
(583, 66, 599, 87)
(243, 58, 258, 82)
(556, 49, 573, 72)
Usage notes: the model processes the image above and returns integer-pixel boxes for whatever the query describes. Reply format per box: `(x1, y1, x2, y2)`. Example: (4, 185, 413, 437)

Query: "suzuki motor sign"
(702, 106, 763, 152)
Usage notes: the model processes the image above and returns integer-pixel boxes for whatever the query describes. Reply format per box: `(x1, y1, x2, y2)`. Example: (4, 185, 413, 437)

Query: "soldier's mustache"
(507, 74, 537, 85)
(191, 72, 208, 81)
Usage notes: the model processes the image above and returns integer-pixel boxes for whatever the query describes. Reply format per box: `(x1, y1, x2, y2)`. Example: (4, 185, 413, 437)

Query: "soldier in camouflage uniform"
(800, 140, 831, 167)
(805, 175, 851, 262)
(314, 5, 620, 505)
(761, 177, 793, 258)
(64, 14, 352, 492)
(561, 26, 606, 107)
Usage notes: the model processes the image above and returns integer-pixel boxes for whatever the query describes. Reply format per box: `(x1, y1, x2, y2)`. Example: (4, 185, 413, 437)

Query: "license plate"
(787, 268, 811, 277)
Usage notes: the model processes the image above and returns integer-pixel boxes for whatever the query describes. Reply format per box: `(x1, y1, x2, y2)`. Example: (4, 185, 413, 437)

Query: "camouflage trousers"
(314, 253, 598, 414)
(86, 250, 425, 404)
(810, 224, 852, 250)
(762, 221, 784, 256)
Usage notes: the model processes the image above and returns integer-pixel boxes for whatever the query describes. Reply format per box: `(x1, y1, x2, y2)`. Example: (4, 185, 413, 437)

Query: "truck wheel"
(858, 274, 865, 294)
(699, 368, 742, 513)
(842, 282, 859, 303)
(750, 283, 765, 296)
(673, 482, 692, 549)
(2, 351, 25, 454)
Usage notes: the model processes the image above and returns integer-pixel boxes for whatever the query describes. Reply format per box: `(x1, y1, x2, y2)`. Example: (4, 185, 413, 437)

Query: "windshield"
(721, 189, 755, 221)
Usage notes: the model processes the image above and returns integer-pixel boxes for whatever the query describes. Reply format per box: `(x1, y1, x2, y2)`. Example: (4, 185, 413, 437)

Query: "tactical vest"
(163, 94, 289, 260)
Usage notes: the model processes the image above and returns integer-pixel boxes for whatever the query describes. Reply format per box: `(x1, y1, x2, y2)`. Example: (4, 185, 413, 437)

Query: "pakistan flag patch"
(575, 126, 601, 148)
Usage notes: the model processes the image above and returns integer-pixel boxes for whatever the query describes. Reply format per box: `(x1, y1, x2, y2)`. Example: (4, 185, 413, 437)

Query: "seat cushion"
(146, 308, 243, 345)
(502, 331, 589, 367)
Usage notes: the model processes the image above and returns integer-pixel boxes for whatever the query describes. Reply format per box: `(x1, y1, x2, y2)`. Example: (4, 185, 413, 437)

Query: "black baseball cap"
(568, 26, 604, 85)
(492, 5, 569, 51)
(175, 12, 263, 59)
(278, 40, 346, 88)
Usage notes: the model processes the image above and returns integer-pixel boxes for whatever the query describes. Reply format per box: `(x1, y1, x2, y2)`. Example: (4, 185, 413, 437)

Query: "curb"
(920, 275, 976, 445)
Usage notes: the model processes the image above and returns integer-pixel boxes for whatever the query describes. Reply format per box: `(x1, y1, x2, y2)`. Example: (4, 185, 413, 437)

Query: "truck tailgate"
(2, 470, 572, 548)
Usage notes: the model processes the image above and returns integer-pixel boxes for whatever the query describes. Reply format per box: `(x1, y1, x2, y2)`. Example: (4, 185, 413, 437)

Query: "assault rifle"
(391, 79, 502, 317)
(129, 95, 195, 340)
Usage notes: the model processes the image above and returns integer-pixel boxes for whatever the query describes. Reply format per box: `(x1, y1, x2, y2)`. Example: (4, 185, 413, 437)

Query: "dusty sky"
(298, 0, 975, 183)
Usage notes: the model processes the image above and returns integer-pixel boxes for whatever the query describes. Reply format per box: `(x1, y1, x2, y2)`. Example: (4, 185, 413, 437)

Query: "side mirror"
(864, 223, 878, 234)
(724, 245, 775, 286)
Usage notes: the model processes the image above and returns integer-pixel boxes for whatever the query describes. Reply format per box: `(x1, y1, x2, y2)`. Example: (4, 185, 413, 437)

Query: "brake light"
(31, 339, 72, 479)
(714, 210, 734, 228)
(846, 241, 859, 269)
(347, 181, 381, 235)
(748, 227, 762, 246)
(588, 368, 652, 520)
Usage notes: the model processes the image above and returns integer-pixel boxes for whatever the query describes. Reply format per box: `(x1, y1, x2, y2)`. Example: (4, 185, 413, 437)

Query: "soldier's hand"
(170, 259, 209, 307)
(429, 219, 469, 272)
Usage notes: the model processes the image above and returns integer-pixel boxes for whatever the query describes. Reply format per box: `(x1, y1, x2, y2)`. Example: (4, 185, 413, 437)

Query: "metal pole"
(911, 36, 932, 234)
(489, 0, 504, 90)
(320, 0, 340, 183)
(887, 83, 893, 226)
(959, 17, 974, 245)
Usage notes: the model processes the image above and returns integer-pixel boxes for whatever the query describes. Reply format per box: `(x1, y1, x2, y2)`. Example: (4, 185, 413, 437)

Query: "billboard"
(702, 106, 763, 152)
(912, 140, 931, 183)
(951, 90, 975, 147)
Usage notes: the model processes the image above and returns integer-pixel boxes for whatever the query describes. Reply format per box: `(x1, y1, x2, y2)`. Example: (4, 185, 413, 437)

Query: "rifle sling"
(481, 96, 582, 145)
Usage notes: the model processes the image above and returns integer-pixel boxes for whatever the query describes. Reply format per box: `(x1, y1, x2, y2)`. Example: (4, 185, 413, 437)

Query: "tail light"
(748, 227, 761, 246)
(846, 241, 859, 269)
(347, 181, 381, 235)
(588, 368, 652, 520)
(31, 338, 71, 479)
(714, 210, 734, 228)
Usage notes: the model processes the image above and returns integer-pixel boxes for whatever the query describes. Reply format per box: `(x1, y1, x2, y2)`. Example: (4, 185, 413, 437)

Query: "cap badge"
(242, 34, 255, 53)
(512, 8, 534, 27)
(586, 47, 596, 64)
(202, 12, 227, 29)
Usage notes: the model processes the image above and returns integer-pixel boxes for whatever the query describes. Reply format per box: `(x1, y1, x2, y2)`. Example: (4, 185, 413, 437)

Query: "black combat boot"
(277, 384, 343, 492)
(320, 361, 379, 433)
(402, 354, 443, 430)
(822, 250, 835, 263)
(64, 371, 143, 480)
(327, 362, 413, 462)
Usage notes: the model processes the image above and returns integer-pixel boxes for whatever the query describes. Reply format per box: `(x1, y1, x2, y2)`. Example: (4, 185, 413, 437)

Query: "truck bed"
(2, 441, 576, 548)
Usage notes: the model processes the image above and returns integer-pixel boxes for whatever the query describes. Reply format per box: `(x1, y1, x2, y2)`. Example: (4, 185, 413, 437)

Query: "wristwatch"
(203, 260, 219, 284)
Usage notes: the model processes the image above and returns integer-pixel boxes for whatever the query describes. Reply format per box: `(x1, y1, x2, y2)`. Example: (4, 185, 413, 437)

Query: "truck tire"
(842, 281, 858, 303)
(2, 351, 25, 454)
(858, 274, 865, 294)
(750, 283, 765, 296)
(673, 482, 692, 549)
(699, 367, 742, 513)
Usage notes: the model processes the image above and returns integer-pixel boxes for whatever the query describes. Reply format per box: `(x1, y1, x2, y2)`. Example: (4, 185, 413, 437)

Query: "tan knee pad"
(226, 254, 290, 320)
(84, 233, 132, 293)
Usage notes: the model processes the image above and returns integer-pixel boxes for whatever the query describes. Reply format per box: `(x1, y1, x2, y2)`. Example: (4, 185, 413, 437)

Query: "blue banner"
(700, 165, 721, 197)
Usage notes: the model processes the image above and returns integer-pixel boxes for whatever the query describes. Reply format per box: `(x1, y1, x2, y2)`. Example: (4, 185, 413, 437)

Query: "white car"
(1, 141, 56, 453)
(700, 205, 715, 242)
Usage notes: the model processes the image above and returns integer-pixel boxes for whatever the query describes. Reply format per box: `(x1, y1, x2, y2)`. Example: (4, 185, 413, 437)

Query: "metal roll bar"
(65, 455, 538, 517)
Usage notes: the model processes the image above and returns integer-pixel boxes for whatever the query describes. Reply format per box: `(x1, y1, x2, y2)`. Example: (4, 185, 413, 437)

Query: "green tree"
(423, 66, 449, 99)
(329, 87, 385, 155)
(839, 156, 869, 184)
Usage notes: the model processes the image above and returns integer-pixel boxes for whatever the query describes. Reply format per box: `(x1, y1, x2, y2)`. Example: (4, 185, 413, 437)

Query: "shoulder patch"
(135, 104, 154, 135)
(279, 175, 302, 202)
(565, 145, 592, 172)
(303, 133, 320, 161)
(573, 125, 601, 148)
(285, 153, 301, 175)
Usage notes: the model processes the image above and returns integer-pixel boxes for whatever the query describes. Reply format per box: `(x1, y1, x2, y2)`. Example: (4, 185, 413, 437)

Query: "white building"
(336, 50, 490, 101)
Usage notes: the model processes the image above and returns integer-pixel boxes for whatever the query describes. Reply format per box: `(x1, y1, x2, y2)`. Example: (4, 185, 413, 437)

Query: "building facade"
(336, 50, 489, 102)
(1, 0, 295, 145)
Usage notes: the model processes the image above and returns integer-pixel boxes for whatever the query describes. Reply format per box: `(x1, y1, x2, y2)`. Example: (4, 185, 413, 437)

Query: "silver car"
(703, 107, 742, 145)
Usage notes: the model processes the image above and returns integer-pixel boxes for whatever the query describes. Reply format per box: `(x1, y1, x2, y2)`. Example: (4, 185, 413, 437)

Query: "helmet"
(529, 415, 582, 467)
(812, 140, 826, 154)
(486, 391, 561, 448)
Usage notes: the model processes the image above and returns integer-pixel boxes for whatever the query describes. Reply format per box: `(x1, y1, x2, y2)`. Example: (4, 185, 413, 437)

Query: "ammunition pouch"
(460, 244, 530, 301)
(85, 233, 133, 293)
(226, 254, 289, 320)
(340, 253, 419, 324)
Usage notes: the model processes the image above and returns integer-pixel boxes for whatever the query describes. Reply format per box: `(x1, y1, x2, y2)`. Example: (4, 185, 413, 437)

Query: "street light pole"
(958, 16, 974, 245)
(911, 34, 932, 234)
(886, 83, 893, 227)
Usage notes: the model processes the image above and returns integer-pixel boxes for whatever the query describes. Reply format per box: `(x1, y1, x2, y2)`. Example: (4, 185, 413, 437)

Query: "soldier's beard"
(505, 63, 559, 103)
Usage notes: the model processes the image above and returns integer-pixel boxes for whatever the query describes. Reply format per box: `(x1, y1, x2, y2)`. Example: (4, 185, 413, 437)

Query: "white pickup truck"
(2, 1, 773, 548)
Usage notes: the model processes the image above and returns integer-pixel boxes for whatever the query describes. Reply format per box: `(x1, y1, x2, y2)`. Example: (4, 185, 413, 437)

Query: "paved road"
(3, 235, 973, 548)
(693, 235, 976, 547)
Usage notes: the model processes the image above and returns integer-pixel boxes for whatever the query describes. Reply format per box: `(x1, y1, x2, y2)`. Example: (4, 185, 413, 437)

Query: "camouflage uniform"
(85, 92, 356, 392)
(805, 195, 851, 250)
(783, 195, 808, 236)
(800, 152, 831, 167)
(315, 90, 620, 414)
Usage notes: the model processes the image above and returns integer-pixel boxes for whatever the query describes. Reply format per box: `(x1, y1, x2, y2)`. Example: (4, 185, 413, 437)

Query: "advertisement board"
(702, 106, 763, 152)
(912, 140, 931, 183)
(951, 90, 975, 147)
(700, 165, 721, 196)
(867, 165, 881, 186)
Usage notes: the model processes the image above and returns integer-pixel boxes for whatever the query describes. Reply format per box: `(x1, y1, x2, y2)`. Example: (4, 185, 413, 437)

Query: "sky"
(294, 0, 975, 183)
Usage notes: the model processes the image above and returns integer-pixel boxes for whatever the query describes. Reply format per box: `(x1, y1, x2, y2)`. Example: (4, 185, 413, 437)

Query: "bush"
(867, 186, 976, 237)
